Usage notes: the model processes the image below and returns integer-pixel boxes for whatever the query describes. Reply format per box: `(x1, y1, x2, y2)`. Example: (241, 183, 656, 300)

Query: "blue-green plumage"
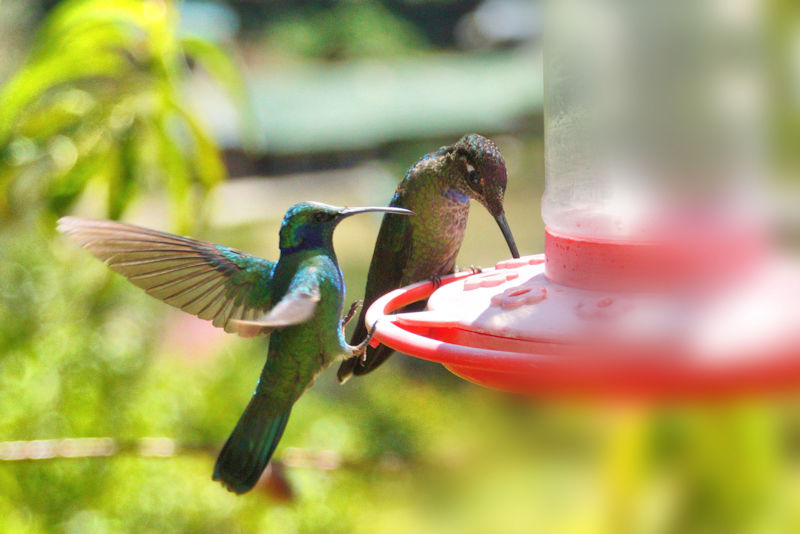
(58, 201, 412, 494)
(338, 134, 519, 382)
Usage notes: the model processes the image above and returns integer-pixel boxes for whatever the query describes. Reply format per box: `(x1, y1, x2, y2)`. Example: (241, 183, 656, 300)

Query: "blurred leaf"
(153, 112, 192, 232)
(180, 36, 244, 103)
(0, 52, 125, 142)
(169, 102, 225, 189)
(107, 124, 139, 220)
(0, 0, 244, 230)
(180, 35, 258, 151)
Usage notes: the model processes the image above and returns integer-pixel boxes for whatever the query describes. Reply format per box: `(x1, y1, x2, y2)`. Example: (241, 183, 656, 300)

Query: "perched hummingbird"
(58, 201, 413, 494)
(337, 134, 519, 383)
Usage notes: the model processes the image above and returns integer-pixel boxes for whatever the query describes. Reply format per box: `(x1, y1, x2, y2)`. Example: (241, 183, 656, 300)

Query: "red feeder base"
(365, 246, 800, 400)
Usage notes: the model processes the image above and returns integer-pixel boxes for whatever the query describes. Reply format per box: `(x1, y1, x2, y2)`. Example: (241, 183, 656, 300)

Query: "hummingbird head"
(279, 202, 413, 254)
(444, 134, 520, 258)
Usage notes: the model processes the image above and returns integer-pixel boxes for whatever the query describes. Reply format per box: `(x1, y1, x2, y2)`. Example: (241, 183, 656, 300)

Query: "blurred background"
(0, 1, 798, 532)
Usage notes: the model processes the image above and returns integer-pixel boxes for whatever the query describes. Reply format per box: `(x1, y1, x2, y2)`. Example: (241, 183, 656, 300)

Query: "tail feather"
(213, 394, 291, 494)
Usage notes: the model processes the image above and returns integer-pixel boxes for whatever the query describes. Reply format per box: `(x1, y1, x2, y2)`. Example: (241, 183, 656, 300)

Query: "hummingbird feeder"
(366, 0, 800, 399)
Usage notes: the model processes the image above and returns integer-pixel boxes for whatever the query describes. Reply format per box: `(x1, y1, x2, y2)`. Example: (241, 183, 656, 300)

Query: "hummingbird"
(337, 133, 520, 383)
(58, 201, 413, 494)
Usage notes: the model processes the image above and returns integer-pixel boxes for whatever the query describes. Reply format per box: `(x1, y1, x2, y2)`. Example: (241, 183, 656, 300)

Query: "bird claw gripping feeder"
(366, 0, 800, 399)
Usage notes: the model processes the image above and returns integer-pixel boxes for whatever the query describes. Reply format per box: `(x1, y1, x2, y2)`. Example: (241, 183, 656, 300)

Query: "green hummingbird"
(58, 201, 413, 494)
(337, 134, 519, 383)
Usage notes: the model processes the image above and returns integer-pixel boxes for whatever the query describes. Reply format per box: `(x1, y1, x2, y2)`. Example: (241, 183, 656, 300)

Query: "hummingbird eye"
(313, 212, 330, 223)
(465, 163, 481, 188)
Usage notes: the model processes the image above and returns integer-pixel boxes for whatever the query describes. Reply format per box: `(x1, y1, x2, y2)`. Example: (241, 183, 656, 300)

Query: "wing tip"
(229, 319, 271, 338)
(57, 216, 107, 240)
(56, 216, 82, 234)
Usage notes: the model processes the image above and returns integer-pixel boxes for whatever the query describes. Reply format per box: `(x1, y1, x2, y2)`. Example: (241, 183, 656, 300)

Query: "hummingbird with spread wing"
(59, 201, 413, 494)
(337, 134, 519, 383)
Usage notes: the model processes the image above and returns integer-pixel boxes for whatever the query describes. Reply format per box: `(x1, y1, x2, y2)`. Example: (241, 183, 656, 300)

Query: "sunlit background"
(0, 1, 798, 533)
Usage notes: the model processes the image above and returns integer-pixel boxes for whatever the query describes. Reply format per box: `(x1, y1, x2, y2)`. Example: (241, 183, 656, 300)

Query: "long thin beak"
(494, 213, 520, 259)
(338, 206, 414, 219)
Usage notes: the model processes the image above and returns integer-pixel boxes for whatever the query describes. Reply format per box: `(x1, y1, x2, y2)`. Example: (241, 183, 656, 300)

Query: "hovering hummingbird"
(337, 134, 519, 383)
(58, 201, 413, 494)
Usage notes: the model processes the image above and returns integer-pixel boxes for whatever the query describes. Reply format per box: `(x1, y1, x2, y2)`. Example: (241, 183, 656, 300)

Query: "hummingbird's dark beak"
(494, 213, 520, 259)
(337, 206, 414, 219)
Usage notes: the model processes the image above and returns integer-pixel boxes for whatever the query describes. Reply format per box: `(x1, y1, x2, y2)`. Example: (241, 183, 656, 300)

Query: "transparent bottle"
(542, 0, 766, 240)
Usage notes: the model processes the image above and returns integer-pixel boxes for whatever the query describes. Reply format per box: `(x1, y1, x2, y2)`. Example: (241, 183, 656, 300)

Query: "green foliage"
(768, 0, 800, 176)
(0, 0, 244, 232)
(264, 2, 429, 61)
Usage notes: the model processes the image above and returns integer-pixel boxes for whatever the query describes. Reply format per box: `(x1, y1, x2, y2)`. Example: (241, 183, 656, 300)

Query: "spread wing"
(58, 217, 276, 334)
(230, 269, 321, 338)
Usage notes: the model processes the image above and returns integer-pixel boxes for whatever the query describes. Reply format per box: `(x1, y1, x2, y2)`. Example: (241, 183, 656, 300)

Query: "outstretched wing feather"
(58, 217, 276, 334)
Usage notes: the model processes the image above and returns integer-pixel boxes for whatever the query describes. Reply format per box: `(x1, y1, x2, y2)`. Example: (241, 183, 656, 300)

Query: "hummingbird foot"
(342, 299, 363, 328)
(429, 274, 443, 289)
(349, 321, 378, 362)
(454, 264, 483, 274)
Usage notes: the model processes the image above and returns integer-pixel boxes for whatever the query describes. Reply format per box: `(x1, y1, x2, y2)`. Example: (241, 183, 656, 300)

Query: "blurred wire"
(0, 437, 181, 460)
(0, 438, 347, 471)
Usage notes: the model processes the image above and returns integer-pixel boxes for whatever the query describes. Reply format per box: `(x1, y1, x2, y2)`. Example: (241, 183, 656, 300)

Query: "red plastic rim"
(365, 268, 800, 400)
